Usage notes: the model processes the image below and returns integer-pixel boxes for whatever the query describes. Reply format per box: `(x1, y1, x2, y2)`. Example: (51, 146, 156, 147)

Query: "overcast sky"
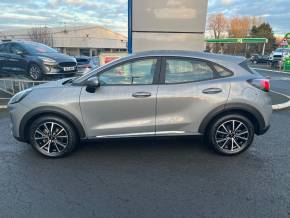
(0, 0, 288, 36)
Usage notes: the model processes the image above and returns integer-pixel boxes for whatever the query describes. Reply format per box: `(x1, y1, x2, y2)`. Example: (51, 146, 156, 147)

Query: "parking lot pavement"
(0, 109, 290, 218)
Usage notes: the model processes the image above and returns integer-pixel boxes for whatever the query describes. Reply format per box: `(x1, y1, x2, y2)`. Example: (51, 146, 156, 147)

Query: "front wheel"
(28, 64, 43, 80)
(208, 114, 255, 155)
(29, 116, 78, 158)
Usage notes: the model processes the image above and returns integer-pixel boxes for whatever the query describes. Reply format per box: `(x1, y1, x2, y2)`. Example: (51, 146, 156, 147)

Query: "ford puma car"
(8, 51, 272, 158)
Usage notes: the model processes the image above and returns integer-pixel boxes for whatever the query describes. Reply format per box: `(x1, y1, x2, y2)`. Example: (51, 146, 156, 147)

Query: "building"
(128, 0, 208, 53)
(0, 25, 128, 57)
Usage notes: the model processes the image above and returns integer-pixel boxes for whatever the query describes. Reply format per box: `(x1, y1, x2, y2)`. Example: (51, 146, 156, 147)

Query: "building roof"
(0, 25, 127, 49)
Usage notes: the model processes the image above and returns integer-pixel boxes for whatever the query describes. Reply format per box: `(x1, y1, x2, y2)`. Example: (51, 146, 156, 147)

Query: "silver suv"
(8, 51, 272, 158)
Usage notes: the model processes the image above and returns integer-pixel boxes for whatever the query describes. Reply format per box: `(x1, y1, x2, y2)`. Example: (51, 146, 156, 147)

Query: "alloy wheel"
(34, 122, 69, 154)
(29, 65, 40, 80)
(215, 120, 249, 153)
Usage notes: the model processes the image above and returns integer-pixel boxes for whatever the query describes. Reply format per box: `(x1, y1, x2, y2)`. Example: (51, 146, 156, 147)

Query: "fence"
(0, 78, 47, 109)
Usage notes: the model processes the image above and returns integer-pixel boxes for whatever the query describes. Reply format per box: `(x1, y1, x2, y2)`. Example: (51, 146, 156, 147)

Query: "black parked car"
(250, 54, 269, 64)
(0, 41, 77, 80)
(75, 56, 99, 75)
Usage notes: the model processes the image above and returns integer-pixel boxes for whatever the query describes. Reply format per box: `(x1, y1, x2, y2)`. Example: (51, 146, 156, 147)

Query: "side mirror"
(16, 50, 24, 56)
(85, 77, 100, 93)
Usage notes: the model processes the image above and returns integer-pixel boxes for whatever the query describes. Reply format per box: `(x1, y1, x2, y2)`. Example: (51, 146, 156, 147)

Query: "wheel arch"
(19, 106, 86, 142)
(199, 103, 266, 135)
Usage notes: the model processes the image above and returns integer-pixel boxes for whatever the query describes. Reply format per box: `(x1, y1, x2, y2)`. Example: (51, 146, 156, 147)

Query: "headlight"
(39, 57, 56, 64)
(8, 89, 32, 104)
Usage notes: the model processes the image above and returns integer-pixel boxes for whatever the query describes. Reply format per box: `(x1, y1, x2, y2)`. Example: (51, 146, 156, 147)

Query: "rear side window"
(213, 64, 233, 77)
(165, 58, 215, 84)
(77, 58, 90, 64)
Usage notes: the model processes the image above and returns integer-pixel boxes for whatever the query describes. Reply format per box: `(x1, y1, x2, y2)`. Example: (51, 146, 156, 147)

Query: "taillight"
(248, 79, 270, 92)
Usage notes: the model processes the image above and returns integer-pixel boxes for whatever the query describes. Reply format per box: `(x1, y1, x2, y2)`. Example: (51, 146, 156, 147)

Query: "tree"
(250, 23, 276, 54)
(28, 26, 54, 47)
(228, 16, 251, 55)
(208, 13, 229, 39)
(207, 13, 228, 53)
(229, 16, 251, 38)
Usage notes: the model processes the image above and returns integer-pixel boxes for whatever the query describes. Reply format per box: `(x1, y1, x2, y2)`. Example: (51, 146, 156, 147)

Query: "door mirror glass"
(86, 77, 100, 93)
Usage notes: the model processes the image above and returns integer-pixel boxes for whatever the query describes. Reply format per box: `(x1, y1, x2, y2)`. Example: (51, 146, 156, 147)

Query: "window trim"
(94, 56, 162, 86)
(159, 56, 233, 85)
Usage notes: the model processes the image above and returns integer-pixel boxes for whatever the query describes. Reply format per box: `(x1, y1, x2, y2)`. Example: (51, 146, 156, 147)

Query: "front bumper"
(42, 63, 77, 75)
(8, 102, 30, 142)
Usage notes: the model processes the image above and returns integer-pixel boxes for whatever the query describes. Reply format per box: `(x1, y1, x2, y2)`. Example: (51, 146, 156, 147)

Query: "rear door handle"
(132, 92, 152, 98)
(202, 88, 223, 94)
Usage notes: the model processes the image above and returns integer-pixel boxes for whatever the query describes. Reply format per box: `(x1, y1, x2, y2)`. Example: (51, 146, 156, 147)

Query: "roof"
(0, 25, 127, 41)
(131, 50, 246, 64)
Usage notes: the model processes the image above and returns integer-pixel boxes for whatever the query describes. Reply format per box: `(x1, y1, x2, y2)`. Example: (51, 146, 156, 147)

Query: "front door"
(8, 43, 27, 74)
(80, 57, 161, 138)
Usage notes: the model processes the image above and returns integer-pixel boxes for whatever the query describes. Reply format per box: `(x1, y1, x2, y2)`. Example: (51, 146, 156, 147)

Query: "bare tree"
(208, 13, 229, 39)
(28, 26, 54, 47)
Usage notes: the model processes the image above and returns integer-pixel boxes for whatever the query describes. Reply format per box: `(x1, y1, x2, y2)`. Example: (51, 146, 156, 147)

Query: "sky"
(0, 0, 289, 36)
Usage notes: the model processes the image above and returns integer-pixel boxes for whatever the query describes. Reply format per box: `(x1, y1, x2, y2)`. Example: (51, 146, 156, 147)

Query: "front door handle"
(202, 88, 223, 94)
(132, 92, 152, 98)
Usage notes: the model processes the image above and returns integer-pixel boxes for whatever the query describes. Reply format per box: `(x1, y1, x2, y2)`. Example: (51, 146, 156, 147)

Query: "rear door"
(156, 57, 231, 135)
(80, 57, 161, 138)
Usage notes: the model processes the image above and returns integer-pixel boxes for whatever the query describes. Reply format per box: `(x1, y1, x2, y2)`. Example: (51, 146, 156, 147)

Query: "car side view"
(0, 41, 77, 80)
(8, 51, 272, 158)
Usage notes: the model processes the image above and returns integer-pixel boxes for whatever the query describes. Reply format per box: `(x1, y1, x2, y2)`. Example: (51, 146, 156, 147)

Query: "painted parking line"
(271, 90, 290, 111)
(252, 67, 290, 75)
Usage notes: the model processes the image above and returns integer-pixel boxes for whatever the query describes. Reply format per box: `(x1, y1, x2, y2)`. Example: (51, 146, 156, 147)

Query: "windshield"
(275, 48, 290, 53)
(23, 42, 57, 54)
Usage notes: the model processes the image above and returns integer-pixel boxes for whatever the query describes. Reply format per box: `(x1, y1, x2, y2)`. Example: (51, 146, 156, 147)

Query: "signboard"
(128, 0, 208, 53)
(206, 38, 268, 44)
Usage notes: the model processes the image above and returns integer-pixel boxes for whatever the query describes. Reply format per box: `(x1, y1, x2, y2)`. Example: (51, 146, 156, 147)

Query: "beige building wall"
(0, 25, 128, 57)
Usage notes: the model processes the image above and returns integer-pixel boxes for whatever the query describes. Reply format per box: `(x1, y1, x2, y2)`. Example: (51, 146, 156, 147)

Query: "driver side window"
(99, 58, 157, 85)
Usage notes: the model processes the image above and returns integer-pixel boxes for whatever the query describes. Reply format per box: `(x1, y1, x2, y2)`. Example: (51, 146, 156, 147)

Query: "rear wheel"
(28, 64, 43, 80)
(29, 116, 78, 158)
(208, 114, 254, 155)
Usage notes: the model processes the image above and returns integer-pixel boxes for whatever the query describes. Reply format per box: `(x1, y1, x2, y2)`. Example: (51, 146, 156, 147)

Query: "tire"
(28, 64, 43, 80)
(253, 60, 257, 64)
(29, 116, 78, 158)
(207, 114, 254, 156)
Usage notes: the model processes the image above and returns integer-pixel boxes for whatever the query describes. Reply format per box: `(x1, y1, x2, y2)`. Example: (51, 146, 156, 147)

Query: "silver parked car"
(8, 51, 272, 158)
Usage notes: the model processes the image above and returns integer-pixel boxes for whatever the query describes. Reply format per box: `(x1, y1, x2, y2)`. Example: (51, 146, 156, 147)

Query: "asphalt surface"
(0, 67, 290, 217)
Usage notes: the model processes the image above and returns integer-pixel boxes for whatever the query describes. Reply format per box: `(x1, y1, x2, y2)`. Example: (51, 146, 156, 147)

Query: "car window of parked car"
(165, 58, 215, 84)
(23, 42, 57, 54)
(213, 64, 233, 77)
(10, 44, 25, 54)
(99, 58, 157, 85)
(77, 58, 90, 65)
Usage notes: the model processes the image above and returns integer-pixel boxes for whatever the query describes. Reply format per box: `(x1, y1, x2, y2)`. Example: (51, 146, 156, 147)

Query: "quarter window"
(165, 58, 215, 84)
(99, 59, 157, 85)
(213, 64, 233, 77)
